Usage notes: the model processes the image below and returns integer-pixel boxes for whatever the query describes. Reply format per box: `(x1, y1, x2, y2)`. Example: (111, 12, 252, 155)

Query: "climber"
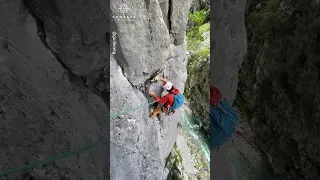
(210, 86, 238, 151)
(148, 77, 185, 118)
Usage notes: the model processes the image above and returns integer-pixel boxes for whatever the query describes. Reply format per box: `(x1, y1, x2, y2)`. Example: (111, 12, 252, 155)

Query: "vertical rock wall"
(110, 0, 191, 179)
(0, 0, 109, 179)
(210, 0, 247, 179)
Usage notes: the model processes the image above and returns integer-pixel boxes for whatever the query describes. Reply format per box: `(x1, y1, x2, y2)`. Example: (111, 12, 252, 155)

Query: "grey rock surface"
(170, 0, 192, 45)
(26, 0, 109, 81)
(110, 0, 171, 86)
(159, 0, 170, 30)
(210, 0, 247, 179)
(0, 0, 108, 179)
(110, 0, 191, 179)
(110, 48, 186, 180)
(210, 0, 247, 104)
(0, 0, 192, 179)
(228, 110, 277, 180)
(110, 56, 162, 180)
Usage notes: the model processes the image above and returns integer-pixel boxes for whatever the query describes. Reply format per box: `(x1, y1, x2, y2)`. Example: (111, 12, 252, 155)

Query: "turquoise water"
(181, 108, 210, 170)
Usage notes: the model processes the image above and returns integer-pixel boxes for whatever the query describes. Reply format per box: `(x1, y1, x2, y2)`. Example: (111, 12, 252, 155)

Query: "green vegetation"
(166, 143, 184, 180)
(197, 174, 201, 180)
(187, 47, 209, 70)
(241, 0, 320, 111)
(187, 10, 209, 51)
(174, 143, 183, 164)
(236, 0, 320, 178)
(189, 10, 207, 26)
(165, 152, 174, 168)
(245, 0, 302, 44)
(185, 9, 210, 134)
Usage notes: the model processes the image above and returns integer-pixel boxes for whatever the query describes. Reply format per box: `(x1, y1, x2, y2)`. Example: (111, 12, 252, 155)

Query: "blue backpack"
(170, 93, 185, 111)
(210, 100, 238, 150)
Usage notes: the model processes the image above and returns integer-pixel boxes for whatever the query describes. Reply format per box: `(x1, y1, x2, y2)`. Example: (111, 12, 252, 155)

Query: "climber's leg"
(149, 107, 162, 118)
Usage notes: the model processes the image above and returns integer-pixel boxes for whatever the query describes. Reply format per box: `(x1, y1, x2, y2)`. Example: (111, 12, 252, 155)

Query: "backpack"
(170, 93, 185, 111)
(210, 100, 238, 150)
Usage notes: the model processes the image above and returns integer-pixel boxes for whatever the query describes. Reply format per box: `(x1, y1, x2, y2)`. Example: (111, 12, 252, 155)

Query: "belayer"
(210, 86, 238, 151)
(148, 77, 185, 118)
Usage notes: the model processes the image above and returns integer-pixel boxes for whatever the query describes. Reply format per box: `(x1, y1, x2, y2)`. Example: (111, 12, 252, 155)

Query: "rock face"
(0, 0, 108, 179)
(0, 0, 191, 179)
(27, 0, 109, 85)
(110, 0, 190, 86)
(237, 0, 320, 179)
(210, 0, 247, 104)
(110, 0, 191, 179)
(209, 0, 252, 180)
(229, 109, 277, 180)
(210, 0, 277, 179)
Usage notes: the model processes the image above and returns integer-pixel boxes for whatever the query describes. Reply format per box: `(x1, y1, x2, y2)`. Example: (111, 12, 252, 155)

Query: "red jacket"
(210, 86, 222, 105)
(153, 80, 180, 108)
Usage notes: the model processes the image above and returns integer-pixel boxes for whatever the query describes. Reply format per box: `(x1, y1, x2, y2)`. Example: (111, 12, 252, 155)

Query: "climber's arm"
(149, 90, 169, 106)
(153, 95, 169, 105)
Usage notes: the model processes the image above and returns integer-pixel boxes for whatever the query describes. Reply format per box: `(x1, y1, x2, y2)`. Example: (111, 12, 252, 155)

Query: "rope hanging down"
(0, 101, 157, 177)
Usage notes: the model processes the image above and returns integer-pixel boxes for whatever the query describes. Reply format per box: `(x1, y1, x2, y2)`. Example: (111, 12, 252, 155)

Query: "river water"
(181, 107, 210, 170)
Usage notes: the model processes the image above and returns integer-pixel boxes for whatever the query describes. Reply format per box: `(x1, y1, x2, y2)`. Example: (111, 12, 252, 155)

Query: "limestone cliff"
(0, 0, 109, 179)
(0, 0, 193, 179)
(110, 0, 192, 179)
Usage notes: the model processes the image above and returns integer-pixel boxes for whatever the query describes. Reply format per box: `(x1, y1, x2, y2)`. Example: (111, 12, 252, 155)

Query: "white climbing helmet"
(163, 81, 173, 90)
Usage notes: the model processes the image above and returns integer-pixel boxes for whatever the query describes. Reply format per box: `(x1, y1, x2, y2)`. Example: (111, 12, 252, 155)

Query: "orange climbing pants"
(150, 107, 168, 118)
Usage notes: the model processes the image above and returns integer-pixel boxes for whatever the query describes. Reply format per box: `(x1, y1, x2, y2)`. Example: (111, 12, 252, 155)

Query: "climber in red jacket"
(148, 77, 184, 118)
